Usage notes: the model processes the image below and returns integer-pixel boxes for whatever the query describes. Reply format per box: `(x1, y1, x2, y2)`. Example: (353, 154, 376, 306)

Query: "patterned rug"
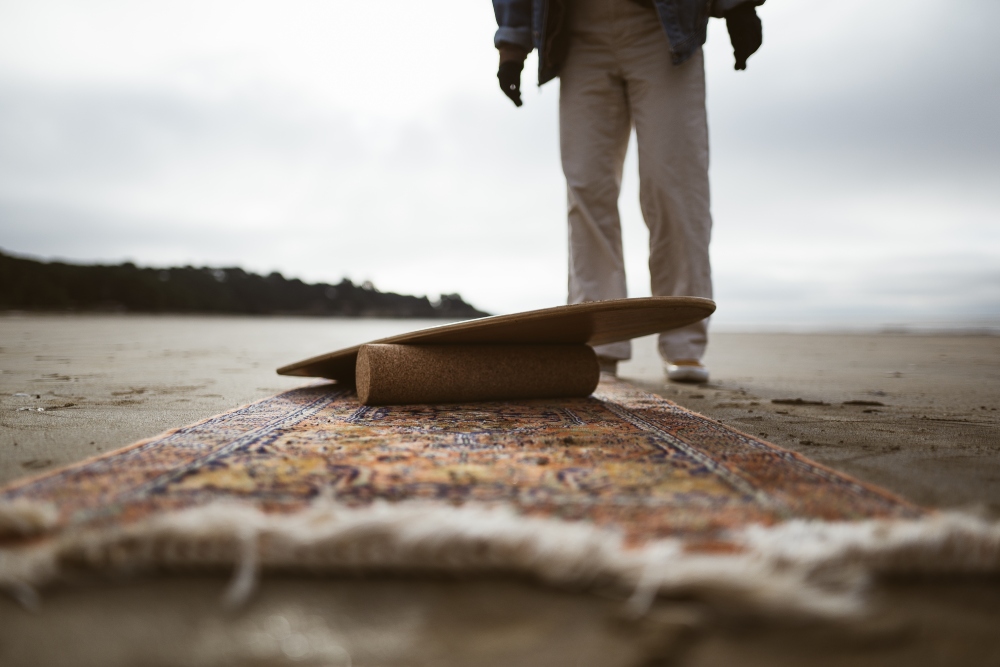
(0, 379, 996, 615)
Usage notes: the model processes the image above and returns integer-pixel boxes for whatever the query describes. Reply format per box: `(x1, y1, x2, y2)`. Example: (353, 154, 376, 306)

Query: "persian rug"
(1, 379, 997, 615)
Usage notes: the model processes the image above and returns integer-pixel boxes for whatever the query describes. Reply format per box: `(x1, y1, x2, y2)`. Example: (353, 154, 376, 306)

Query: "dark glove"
(498, 60, 523, 107)
(725, 3, 763, 71)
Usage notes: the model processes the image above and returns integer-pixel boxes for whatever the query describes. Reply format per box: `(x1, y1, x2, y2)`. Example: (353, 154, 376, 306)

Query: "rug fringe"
(0, 501, 998, 617)
(0, 499, 58, 539)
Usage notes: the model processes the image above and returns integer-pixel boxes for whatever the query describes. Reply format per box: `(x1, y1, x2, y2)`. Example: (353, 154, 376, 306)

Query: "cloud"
(0, 0, 997, 324)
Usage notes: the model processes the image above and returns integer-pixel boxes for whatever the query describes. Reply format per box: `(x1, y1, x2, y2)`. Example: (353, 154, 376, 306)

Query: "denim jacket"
(493, 0, 750, 84)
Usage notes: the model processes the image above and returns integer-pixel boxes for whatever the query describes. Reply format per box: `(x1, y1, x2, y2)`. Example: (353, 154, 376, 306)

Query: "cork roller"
(356, 343, 600, 406)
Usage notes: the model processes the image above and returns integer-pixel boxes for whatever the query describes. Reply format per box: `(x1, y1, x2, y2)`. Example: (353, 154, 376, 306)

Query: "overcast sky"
(0, 0, 997, 328)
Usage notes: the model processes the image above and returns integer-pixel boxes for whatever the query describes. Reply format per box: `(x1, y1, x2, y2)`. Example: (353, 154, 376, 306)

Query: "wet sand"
(1, 314, 998, 666)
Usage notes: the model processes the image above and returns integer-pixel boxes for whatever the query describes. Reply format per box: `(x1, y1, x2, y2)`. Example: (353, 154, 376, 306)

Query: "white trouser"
(560, 0, 713, 362)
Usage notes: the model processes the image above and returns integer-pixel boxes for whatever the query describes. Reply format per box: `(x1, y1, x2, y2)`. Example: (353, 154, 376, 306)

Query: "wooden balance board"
(277, 296, 715, 405)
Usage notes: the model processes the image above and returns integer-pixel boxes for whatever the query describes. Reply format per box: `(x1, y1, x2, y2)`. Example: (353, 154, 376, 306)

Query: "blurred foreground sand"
(1, 315, 998, 666)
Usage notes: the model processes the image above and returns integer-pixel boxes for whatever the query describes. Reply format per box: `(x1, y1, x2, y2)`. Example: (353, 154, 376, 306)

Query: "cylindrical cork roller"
(356, 343, 600, 406)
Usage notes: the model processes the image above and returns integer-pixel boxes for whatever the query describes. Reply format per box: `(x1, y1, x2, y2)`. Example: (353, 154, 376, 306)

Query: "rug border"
(0, 380, 335, 495)
(601, 381, 924, 513)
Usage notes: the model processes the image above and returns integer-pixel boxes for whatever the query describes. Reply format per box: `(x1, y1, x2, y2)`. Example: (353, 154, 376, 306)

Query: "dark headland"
(0, 249, 489, 319)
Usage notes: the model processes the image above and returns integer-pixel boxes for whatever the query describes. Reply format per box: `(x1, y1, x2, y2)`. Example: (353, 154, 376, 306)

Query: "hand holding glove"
(725, 2, 763, 71)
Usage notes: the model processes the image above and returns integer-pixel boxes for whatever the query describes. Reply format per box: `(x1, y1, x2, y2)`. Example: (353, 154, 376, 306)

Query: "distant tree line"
(0, 249, 489, 319)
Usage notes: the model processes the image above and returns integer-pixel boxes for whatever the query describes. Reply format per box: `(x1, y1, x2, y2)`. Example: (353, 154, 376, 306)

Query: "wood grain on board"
(277, 297, 715, 382)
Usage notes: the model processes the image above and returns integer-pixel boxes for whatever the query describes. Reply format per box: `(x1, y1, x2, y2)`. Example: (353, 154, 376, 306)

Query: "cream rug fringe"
(0, 500, 998, 617)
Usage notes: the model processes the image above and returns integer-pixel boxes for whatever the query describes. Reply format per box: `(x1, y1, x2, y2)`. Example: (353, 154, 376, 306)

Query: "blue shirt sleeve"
(493, 0, 534, 51)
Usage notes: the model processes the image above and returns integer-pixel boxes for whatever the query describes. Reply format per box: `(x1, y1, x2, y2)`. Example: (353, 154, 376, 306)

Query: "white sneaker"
(665, 362, 709, 384)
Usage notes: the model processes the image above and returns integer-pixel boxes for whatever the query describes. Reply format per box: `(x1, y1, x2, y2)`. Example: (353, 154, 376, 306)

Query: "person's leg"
(617, 4, 713, 369)
(560, 0, 634, 363)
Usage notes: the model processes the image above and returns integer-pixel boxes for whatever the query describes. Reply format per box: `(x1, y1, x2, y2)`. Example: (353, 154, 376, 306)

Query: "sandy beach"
(1, 314, 998, 665)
